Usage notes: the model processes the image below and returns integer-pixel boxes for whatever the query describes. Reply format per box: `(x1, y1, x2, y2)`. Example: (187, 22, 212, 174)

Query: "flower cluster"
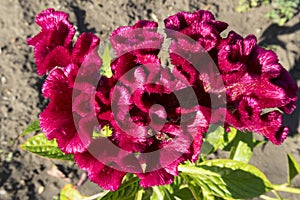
(164, 11, 297, 144)
(27, 9, 297, 191)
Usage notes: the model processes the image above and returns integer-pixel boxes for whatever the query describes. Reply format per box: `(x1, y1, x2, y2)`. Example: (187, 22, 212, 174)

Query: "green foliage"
(179, 160, 273, 199)
(202, 127, 263, 164)
(60, 184, 87, 200)
(100, 44, 113, 78)
(98, 176, 141, 200)
(228, 131, 263, 163)
(287, 153, 300, 185)
(201, 126, 237, 156)
(20, 119, 40, 136)
(21, 121, 300, 199)
(266, 0, 300, 26)
(147, 176, 194, 200)
(92, 125, 113, 139)
(20, 133, 74, 161)
(236, 0, 270, 12)
(236, 0, 299, 26)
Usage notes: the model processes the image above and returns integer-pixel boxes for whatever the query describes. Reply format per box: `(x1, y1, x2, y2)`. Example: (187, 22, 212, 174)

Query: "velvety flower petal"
(40, 65, 92, 153)
(225, 99, 288, 145)
(72, 33, 100, 66)
(74, 151, 127, 191)
(110, 20, 163, 57)
(228, 75, 295, 111)
(72, 82, 96, 117)
(34, 45, 71, 75)
(259, 111, 289, 144)
(27, 8, 76, 75)
(271, 68, 298, 114)
(164, 10, 228, 50)
(247, 46, 281, 78)
(216, 32, 258, 85)
(33, 8, 75, 47)
(137, 168, 174, 187)
(95, 77, 117, 106)
(237, 96, 261, 124)
(29, 8, 299, 191)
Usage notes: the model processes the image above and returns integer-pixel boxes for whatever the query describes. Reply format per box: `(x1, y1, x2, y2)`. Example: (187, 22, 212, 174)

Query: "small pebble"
(0, 189, 7, 196)
(150, 13, 158, 22)
(38, 186, 45, 194)
(256, 28, 261, 34)
(1, 76, 7, 84)
(19, 180, 25, 186)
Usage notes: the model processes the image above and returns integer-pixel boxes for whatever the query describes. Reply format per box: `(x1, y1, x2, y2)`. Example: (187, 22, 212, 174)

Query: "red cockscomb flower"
(28, 8, 297, 191)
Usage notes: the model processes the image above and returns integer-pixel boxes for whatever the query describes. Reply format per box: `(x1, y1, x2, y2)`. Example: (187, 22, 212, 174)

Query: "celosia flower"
(164, 11, 297, 145)
(73, 21, 211, 190)
(28, 8, 297, 191)
(27, 8, 75, 75)
(27, 8, 100, 75)
(216, 31, 297, 144)
(31, 8, 102, 153)
(40, 61, 100, 153)
(164, 10, 228, 51)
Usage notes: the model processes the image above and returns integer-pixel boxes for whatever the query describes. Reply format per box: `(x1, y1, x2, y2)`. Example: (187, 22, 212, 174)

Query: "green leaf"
(93, 125, 113, 139)
(21, 119, 40, 136)
(287, 153, 300, 185)
(228, 131, 259, 163)
(201, 126, 237, 158)
(178, 159, 273, 199)
(100, 44, 113, 78)
(229, 140, 253, 163)
(205, 126, 225, 152)
(60, 184, 87, 200)
(219, 127, 237, 150)
(99, 176, 140, 200)
(20, 133, 74, 161)
(180, 173, 204, 200)
(150, 186, 176, 200)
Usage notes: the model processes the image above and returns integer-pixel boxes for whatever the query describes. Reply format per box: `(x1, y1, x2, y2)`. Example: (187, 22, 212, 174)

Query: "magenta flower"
(165, 12, 297, 145)
(71, 21, 211, 190)
(40, 64, 88, 153)
(27, 8, 100, 75)
(28, 8, 297, 191)
(27, 8, 75, 75)
(164, 10, 228, 51)
(32, 8, 101, 153)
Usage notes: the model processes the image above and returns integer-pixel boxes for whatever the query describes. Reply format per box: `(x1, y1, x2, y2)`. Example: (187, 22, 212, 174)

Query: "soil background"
(0, 0, 300, 199)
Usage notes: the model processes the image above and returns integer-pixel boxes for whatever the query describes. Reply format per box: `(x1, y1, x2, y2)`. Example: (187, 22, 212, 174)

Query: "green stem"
(83, 191, 109, 200)
(180, 174, 200, 200)
(153, 186, 164, 200)
(273, 184, 300, 195)
(134, 189, 144, 200)
(259, 195, 280, 200)
(271, 190, 283, 200)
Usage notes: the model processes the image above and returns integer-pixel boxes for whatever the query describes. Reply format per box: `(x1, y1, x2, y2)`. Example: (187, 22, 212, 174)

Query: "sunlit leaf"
(201, 126, 225, 156)
(20, 133, 74, 161)
(230, 140, 253, 163)
(178, 159, 273, 199)
(99, 176, 140, 200)
(287, 153, 300, 185)
(93, 125, 113, 139)
(60, 184, 86, 200)
(202, 127, 238, 157)
(21, 119, 40, 136)
(100, 44, 113, 78)
(228, 131, 259, 163)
